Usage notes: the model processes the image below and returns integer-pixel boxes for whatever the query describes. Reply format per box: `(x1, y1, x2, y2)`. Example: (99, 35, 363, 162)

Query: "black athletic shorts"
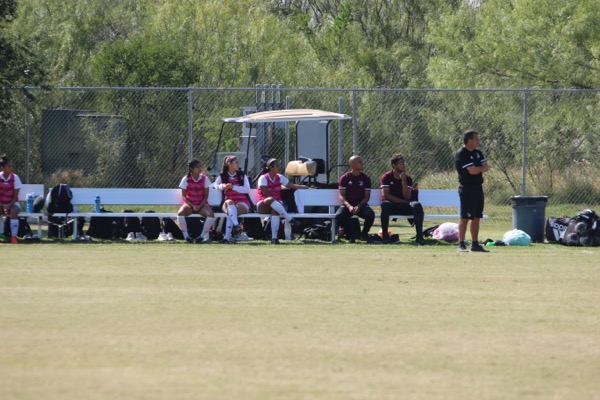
(458, 185, 484, 219)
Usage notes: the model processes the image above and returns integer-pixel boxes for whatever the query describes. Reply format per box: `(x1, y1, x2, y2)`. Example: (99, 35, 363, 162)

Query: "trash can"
(509, 196, 548, 243)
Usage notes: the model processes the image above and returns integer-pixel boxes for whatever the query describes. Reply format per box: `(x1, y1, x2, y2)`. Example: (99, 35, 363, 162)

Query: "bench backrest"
(17, 184, 45, 201)
(68, 187, 459, 209)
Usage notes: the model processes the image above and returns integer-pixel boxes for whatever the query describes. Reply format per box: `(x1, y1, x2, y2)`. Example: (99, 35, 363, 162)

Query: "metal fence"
(2, 86, 600, 220)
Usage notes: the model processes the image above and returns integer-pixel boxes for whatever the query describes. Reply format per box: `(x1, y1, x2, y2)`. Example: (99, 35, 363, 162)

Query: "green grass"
(2, 224, 600, 399)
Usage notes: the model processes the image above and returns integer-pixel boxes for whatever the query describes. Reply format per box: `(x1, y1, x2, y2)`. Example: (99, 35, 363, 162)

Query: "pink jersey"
(183, 175, 207, 206)
(0, 173, 15, 204)
(223, 173, 250, 206)
(257, 173, 283, 202)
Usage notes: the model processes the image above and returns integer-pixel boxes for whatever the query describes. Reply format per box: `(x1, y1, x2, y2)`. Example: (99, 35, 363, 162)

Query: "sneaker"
(360, 233, 370, 242)
(415, 238, 427, 246)
(220, 238, 231, 244)
(135, 232, 147, 241)
(10, 236, 18, 244)
(232, 224, 243, 237)
(457, 243, 469, 252)
(270, 238, 280, 244)
(185, 236, 194, 244)
(158, 232, 169, 241)
(165, 232, 174, 241)
(235, 232, 251, 241)
(289, 218, 301, 228)
(125, 232, 136, 241)
(471, 243, 490, 253)
(200, 234, 212, 244)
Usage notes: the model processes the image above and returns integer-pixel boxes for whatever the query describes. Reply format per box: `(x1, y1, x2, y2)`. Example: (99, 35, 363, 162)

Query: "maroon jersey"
(339, 171, 371, 206)
(380, 171, 414, 201)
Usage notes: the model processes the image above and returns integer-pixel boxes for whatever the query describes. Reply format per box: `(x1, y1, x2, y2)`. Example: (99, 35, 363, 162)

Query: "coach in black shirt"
(455, 130, 490, 252)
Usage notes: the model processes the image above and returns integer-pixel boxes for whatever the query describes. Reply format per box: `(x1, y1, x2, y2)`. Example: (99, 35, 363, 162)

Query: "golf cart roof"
(221, 109, 352, 124)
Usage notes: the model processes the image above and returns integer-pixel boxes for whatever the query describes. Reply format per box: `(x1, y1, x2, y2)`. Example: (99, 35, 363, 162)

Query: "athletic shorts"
(458, 185, 484, 219)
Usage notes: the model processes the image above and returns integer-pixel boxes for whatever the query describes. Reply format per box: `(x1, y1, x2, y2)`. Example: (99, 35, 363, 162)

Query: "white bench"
(45, 187, 468, 242)
(16, 184, 45, 237)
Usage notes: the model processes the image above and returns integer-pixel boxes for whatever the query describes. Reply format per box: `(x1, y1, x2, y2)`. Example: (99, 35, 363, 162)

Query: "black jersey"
(455, 147, 486, 186)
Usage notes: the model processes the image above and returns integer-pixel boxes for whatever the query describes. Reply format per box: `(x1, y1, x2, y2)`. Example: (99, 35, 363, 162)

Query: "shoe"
(200, 234, 212, 244)
(289, 218, 301, 228)
(135, 232, 147, 241)
(457, 244, 469, 252)
(220, 238, 231, 244)
(270, 239, 280, 244)
(158, 232, 169, 241)
(235, 232, 251, 241)
(471, 244, 490, 252)
(125, 232, 136, 241)
(232, 224, 243, 237)
(185, 236, 193, 244)
(415, 239, 427, 246)
(360, 233, 370, 242)
(10, 236, 18, 244)
(165, 232, 174, 241)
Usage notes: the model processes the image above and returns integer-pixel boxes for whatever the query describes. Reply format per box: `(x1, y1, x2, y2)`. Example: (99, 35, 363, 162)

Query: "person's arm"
(214, 175, 225, 191)
(286, 182, 309, 190)
(466, 164, 489, 175)
(357, 189, 371, 209)
(232, 175, 251, 194)
(338, 188, 353, 211)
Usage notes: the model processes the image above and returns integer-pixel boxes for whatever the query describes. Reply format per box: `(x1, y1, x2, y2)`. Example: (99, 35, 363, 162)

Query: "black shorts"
(458, 185, 484, 219)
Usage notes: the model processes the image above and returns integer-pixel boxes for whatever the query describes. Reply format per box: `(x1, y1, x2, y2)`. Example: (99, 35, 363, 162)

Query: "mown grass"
(1, 234, 600, 400)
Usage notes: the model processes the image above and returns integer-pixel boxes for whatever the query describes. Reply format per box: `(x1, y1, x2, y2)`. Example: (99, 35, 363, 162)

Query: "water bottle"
(26, 194, 34, 213)
(94, 196, 101, 213)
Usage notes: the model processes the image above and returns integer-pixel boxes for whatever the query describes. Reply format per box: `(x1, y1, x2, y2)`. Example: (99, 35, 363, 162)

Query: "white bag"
(432, 222, 459, 242)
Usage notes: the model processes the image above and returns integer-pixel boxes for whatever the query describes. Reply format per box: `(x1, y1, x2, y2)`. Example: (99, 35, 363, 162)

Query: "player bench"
(46, 187, 469, 242)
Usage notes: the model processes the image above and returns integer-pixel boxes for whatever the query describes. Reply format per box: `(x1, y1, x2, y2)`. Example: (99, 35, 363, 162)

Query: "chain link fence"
(2, 86, 599, 221)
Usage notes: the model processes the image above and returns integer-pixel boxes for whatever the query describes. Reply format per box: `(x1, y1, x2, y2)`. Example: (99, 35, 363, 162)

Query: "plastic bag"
(432, 222, 459, 242)
(502, 229, 531, 246)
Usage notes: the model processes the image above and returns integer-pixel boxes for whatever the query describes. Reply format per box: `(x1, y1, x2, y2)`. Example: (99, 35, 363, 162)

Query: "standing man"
(380, 154, 425, 245)
(455, 130, 490, 252)
(336, 155, 375, 243)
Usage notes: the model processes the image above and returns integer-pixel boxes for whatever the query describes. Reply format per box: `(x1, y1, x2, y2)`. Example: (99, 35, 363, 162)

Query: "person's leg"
(409, 201, 425, 242)
(335, 206, 351, 234)
(200, 205, 215, 241)
(470, 218, 480, 243)
(177, 205, 192, 240)
(380, 201, 392, 239)
(270, 215, 281, 242)
(359, 205, 375, 239)
(270, 200, 292, 222)
(222, 200, 234, 241)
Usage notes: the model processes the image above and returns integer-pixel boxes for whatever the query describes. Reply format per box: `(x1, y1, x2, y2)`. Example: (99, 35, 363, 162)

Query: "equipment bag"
(210, 217, 226, 241)
(545, 217, 570, 243)
(162, 217, 184, 240)
(141, 211, 161, 240)
(47, 184, 73, 214)
(3, 217, 32, 238)
(87, 209, 122, 239)
(561, 209, 600, 246)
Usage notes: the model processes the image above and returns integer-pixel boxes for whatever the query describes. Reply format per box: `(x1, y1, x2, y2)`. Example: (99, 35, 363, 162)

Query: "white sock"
(177, 216, 189, 238)
(201, 217, 215, 239)
(0, 217, 5, 234)
(284, 220, 292, 240)
(10, 219, 19, 237)
(270, 216, 280, 239)
(270, 201, 291, 221)
(227, 205, 239, 226)
(224, 221, 233, 240)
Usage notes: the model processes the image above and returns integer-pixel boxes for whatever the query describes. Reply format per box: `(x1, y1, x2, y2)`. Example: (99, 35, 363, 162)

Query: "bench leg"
(331, 218, 337, 244)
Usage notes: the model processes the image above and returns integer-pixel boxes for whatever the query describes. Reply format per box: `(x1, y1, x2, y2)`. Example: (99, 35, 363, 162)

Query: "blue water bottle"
(26, 194, 33, 213)
(94, 196, 101, 213)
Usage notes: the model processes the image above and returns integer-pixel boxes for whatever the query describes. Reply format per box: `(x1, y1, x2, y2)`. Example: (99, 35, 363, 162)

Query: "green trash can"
(509, 196, 548, 243)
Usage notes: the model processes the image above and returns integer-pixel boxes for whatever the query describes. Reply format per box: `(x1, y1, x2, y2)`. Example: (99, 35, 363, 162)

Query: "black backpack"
(141, 211, 162, 240)
(47, 184, 73, 214)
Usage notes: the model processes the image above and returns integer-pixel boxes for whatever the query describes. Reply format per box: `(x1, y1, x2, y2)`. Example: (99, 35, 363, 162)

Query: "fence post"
(338, 97, 344, 179)
(285, 96, 291, 166)
(352, 89, 358, 155)
(187, 89, 194, 161)
(521, 88, 529, 196)
(24, 88, 31, 183)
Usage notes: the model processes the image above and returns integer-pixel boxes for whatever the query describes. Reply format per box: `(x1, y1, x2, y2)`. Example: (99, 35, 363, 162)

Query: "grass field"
(2, 220, 600, 399)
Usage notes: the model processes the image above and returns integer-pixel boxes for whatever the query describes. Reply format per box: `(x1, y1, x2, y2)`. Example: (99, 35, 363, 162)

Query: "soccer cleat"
(470, 244, 490, 253)
(10, 236, 18, 244)
(231, 224, 243, 237)
(270, 238, 280, 244)
(185, 236, 194, 244)
(165, 232, 174, 241)
(200, 234, 212, 244)
(457, 244, 469, 253)
(125, 232, 136, 241)
(220, 238, 231, 244)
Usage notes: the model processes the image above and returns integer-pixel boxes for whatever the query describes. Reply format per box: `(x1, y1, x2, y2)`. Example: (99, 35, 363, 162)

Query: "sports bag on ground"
(47, 184, 73, 214)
